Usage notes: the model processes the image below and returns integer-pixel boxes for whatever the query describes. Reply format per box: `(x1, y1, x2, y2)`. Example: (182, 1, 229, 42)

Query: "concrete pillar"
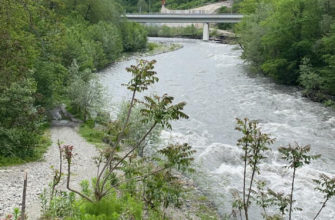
(203, 23, 209, 41)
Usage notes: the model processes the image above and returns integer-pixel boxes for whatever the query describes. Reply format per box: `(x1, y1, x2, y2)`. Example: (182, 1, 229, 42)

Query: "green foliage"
(124, 59, 159, 92)
(49, 60, 197, 219)
(0, 78, 44, 159)
(79, 122, 106, 146)
(159, 143, 195, 172)
(73, 192, 143, 220)
(114, 101, 162, 154)
(67, 60, 106, 121)
(313, 174, 335, 219)
(279, 144, 320, 219)
(88, 22, 123, 62)
(3, 207, 21, 220)
(278, 144, 320, 169)
(40, 189, 78, 219)
(298, 58, 324, 97)
(235, 118, 274, 220)
(267, 189, 291, 217)
(236, 0, 335, 101)
(146, 25, 203, 39)
(140, 94, 189, 129)
(141, 170, 184, 209)
(120, 22, 147, 52)
(0, 0, 148, 162)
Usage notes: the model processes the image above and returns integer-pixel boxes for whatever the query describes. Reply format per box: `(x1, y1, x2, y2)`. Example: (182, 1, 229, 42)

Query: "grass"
(0, 130, 52, 167)
(78, 122, 106, 148)
(145, 42, 183, 56)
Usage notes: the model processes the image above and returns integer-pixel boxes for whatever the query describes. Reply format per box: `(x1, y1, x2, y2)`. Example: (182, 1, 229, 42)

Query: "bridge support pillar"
(203, 23, 209, 41)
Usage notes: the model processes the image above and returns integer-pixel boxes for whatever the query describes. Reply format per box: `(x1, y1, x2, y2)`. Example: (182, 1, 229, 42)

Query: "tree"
(313, 174, 335, 220)
(0, 78, 43, 159)
(137, 0, 148, 13)
(67, 60, 105, 121)
(235, 118, 274, 220)
(279, 144, 320, 220)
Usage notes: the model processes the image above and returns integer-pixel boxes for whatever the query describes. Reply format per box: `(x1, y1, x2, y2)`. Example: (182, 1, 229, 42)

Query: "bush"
(73, 192, 143, 220)
(120, 22, 147, 52)
(115, 101, 162, 155)
(146, 25, 202, 39)
(0, 78, 44, 159)
(88, 22, 123, 63)
(67, 61, 106, 121)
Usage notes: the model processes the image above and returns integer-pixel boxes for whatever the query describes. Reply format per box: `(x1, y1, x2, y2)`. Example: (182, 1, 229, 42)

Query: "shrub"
(0, 78, 44, 159)
(120, 22, 147, 52)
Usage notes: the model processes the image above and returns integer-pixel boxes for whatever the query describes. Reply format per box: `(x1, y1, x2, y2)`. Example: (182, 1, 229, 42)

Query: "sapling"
(267, 189, 290, 218)
(61, 59, 192, 210)
(235, 118, 274, 220)
(231, 190, 244, 220)
(278, 143, 320, 220)
(254, 181, 272, 219)
(95, 59, 159, 199)
(313, 174, 335, 219)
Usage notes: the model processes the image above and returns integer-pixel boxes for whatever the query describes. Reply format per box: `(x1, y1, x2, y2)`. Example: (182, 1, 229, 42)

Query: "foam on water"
(100, 38, 335, 219)
(159, 128, 335, 219)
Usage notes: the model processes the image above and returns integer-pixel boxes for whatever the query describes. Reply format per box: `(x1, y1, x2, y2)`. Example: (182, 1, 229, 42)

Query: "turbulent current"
(100, 38, 335, 219)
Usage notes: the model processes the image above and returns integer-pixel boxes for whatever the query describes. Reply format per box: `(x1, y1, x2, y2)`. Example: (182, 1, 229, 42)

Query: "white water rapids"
(99, 38, 335, 219)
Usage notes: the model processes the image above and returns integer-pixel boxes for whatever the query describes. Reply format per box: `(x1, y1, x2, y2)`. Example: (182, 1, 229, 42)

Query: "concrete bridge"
(125, 13, 243, 41)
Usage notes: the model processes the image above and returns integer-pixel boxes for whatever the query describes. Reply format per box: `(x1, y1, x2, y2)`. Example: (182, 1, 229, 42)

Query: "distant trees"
(236, 0, 335, 102)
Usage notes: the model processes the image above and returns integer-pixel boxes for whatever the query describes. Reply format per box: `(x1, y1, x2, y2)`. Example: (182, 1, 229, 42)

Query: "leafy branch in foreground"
(313, 174, 335, 219)
(235, 118, 274, 220)
(48, 60, 195, 219)
(279, 144, 320, 220)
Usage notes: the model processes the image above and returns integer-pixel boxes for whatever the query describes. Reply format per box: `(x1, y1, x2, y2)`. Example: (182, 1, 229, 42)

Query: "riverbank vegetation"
(35, 60, 219, 220)
(235, 0, 335, 105)
(146, 25, 203, 39)
(0, 0, 148, 165)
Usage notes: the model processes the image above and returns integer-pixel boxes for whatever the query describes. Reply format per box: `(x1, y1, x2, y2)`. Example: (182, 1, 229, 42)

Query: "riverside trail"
(0, 122, 98, 218)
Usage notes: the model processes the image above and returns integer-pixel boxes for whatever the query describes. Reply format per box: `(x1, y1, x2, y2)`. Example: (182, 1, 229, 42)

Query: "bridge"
(125, 14, 243, 41)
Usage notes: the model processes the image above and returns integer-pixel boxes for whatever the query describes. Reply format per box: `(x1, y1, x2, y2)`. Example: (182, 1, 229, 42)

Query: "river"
(99, 38, 335, 219)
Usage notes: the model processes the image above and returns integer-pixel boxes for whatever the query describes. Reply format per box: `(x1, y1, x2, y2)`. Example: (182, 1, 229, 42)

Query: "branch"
(102, 166, 168, 197)
(50, 142, 63, 201)
(66, 160, 93, 203)
(96, 87, 137, 194)
(313, 197, 329, 220)
(100, 122, 157, 192)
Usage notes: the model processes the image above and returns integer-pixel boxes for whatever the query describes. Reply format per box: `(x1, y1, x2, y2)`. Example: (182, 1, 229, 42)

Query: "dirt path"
(0, 123, 98, 219)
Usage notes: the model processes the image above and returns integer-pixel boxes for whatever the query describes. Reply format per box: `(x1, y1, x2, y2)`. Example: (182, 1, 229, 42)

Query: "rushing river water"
(100, 38, 335, 219)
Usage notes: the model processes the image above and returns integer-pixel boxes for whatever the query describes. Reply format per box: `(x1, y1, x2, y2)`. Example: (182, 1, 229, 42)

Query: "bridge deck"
(125, 14, 243, 23)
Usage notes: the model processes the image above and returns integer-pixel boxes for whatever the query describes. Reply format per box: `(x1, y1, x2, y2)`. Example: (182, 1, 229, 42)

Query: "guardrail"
(125, 14, 243, 23)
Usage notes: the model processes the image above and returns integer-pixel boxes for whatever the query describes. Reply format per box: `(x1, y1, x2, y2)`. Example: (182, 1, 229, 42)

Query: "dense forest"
(235, 0, 335, 103)
(0, 0, 147, 164)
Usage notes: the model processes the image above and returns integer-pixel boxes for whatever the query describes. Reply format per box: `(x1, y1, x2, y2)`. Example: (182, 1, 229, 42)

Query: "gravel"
(0, 123, 98, 219)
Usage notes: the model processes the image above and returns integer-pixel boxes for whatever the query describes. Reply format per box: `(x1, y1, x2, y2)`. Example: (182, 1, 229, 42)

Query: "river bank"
(0, 41, 220, 219)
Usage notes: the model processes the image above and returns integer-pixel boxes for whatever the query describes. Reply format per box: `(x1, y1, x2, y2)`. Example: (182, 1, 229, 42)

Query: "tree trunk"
(289, 167, 296, 220)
